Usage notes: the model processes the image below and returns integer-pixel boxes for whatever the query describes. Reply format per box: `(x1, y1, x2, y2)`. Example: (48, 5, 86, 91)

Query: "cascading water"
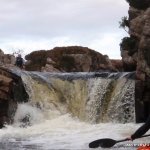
(22, 72, 134, 123)
(17, 71, 135, 125)
(0, 71, 149, 150)
(85, 77, 135, 123)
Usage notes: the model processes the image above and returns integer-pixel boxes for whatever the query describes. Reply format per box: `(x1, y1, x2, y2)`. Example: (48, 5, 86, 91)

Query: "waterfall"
(13, 71, 135, 125)
(86, 77, 134, 123)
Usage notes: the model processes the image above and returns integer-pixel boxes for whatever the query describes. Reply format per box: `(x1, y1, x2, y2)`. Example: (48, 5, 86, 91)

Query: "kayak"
(137, 145, 150, 150)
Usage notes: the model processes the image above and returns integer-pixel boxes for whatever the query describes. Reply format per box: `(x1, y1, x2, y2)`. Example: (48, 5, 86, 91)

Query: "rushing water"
(0, 110, 149, 150)
(0, 71, 149, 150)
(19, 71, 135, 124)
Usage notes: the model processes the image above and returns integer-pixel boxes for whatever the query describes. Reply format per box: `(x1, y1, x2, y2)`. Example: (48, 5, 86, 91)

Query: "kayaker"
(128, 115, 150, 140)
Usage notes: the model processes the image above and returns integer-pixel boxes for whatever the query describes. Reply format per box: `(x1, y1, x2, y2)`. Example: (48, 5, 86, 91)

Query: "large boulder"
(0, 67, 29, 128)
(25, 46, 121, 72)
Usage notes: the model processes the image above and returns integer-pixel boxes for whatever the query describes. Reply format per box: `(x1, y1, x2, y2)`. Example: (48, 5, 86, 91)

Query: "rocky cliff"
(120, 0, 150, 122)
(0, 50, 29, 127)
(0, 49, 16, 67)
(0, 67, 28, 127)
(25, 46, 122, 72)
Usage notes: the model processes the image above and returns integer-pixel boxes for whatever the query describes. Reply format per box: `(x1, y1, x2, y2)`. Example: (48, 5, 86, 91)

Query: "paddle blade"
(89, 138, 116, 148)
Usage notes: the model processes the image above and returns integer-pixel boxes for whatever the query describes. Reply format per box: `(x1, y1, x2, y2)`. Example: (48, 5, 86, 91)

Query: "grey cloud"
(0, 0, 129, 58)
(0, 0, 128, 37)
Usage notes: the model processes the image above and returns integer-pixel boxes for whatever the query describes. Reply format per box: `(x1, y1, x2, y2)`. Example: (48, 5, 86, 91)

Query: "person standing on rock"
(15, 54, 24, 69)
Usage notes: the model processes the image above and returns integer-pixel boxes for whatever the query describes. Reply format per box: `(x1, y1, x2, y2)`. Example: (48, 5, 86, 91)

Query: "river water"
(0, 71, 149, 150)
(0, 108, 149, 150)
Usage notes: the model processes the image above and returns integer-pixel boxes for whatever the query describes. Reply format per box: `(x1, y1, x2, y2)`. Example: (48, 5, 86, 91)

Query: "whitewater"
(0, 104, 149, 150)
(0, 71, 149, 150)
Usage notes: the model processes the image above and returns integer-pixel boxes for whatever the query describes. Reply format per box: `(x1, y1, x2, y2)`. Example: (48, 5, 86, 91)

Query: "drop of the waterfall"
(13, 103, 44, 127)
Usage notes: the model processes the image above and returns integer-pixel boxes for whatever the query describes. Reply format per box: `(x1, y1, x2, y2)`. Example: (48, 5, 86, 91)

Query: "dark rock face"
(0, 67, 28, 128)
(110, 59, 123, 71)
(25, 46, 122, 72)
(126, 0, 150, 10)
(121, 2, 150, 122)
(120, 36, 138, 71)
(0, 75, 13, 127)
(0, 49, 16, 67)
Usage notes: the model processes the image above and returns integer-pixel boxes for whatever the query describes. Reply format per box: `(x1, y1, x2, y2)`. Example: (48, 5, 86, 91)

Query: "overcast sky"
(0, 0, 129, 59)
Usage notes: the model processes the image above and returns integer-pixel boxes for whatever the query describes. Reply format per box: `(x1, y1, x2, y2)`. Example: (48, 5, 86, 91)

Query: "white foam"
(0, 112, 149, 150)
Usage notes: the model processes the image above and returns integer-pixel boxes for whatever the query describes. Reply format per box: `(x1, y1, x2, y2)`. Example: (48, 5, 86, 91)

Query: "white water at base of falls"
(1, 71, 146, 150)
(0, 103, 149, 150)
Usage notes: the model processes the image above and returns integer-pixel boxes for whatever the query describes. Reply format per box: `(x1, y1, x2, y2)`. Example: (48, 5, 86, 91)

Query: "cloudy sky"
(0, 0, 129, 59)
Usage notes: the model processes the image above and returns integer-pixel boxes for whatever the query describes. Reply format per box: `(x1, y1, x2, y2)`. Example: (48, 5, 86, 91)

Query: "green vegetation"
(125, 0, 150, 10)
(120, 37, 138, 56)
(119, 16, 129, 33)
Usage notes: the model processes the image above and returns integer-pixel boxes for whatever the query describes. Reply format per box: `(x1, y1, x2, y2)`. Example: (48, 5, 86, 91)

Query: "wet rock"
(0, 67, 29, 128)
(0, 73, 14, 126)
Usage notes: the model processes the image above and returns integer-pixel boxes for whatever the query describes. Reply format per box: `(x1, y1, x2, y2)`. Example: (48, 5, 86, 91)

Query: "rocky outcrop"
(110, 59, 123, 71)
(122, 6, 150, 77)
(121, 1, 150, 122)
(126, 0, 150, 10)
(25, 46, 121, 72)
(130, 7, 150, 123)
(0, 74, 13, 127)
(0, 67, 28, 128)
(0, 49, 16, 67)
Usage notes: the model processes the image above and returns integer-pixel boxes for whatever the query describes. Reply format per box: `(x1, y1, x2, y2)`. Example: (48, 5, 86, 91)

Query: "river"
(0, 71, 149, 150)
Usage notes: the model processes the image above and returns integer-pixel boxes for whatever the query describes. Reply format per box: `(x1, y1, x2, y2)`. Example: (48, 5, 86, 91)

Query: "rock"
(121, 50, 137, 71)
(121, 6, 150, 75)
(130, 11, 145, 39)
(46, 57, 56, 64)
(0, 67, 29, 128)
(126, 0, 150, 10)
(41, 64, 60, 72)
(0, 72, 14, 126)
(128, 7, 144, 21)
(122, 3, 150, 122)
(0, 49, 16, 67)
(25, 46, 121, 72)
(110, 59, 123, 71)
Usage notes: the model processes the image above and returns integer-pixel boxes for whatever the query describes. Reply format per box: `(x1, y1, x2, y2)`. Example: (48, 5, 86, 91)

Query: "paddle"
(89, 134, 150, 148)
